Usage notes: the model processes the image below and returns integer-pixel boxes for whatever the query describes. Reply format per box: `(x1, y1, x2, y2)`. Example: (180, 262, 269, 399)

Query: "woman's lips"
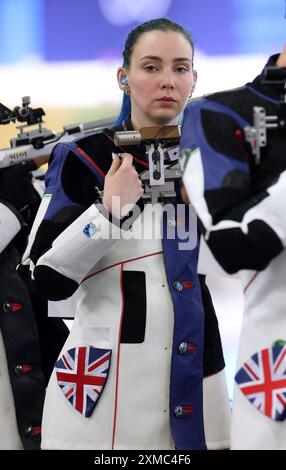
(157, 96, 176, 102)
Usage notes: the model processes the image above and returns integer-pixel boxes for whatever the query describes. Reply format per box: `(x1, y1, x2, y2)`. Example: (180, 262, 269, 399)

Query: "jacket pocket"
(120, 271, 146, 344)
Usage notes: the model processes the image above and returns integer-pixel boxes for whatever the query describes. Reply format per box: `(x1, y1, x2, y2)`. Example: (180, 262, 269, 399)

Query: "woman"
(23, 18, 230, 450)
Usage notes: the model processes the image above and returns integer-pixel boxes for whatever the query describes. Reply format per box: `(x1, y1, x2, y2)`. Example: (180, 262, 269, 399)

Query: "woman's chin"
(150, 112, 178, 126)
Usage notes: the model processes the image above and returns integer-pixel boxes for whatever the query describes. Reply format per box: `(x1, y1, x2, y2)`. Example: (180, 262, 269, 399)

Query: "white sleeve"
(22, 193, 52, 263)
(34, 203, 121, 284)
(183, 148, 286, 273)
(0, 202, 21, 253)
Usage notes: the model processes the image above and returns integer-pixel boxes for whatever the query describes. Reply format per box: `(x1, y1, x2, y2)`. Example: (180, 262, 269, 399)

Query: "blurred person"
(0, 157, 68, 449)
(180, 42, 286, 449)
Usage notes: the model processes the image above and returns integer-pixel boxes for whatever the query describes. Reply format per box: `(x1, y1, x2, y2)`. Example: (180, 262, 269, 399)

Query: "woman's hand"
(103, 154, 144, 218)
(32, 154, 50, 168)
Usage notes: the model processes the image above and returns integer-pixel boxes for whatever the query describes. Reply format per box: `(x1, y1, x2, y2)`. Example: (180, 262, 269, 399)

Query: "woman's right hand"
(102, 154, 144, 218)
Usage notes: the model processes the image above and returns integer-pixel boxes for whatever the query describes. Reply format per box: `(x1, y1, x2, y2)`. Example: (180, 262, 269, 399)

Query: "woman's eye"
(144, 65, 158, 72)
(175, 66, 189, 73)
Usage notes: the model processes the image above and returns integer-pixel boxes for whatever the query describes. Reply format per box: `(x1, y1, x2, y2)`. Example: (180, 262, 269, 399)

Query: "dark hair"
(122, 18, 194, 69)
(116, 18, 194, 126)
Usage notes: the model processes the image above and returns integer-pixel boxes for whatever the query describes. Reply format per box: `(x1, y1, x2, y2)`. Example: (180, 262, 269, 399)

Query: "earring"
(120, 74, 130, 95)
(121, 74, 128, 86)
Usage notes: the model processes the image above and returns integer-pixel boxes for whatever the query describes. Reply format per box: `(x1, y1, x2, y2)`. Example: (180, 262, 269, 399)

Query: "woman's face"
(120, 30, 196, 129)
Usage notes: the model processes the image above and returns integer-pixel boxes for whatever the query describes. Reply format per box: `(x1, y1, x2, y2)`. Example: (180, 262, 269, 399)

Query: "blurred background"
(0, 0, 285, 398)
(1, 0, 285, 143)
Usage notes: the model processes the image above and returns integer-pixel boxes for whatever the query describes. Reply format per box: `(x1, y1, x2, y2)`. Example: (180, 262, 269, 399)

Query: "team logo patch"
(83, 222, 97, 238)
(235, 345, 286, 421)
(55, 346, 111, 417)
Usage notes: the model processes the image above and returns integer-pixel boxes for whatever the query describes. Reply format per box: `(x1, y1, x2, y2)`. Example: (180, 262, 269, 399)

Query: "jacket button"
(3, 302, 23, 313)
(178, 342, 188, 355)
(174, 281, 184, 292)
(178, 341, 198, 354)
(174, 405, 183, 418)
(15, 364, 32, 376)
(3, 302, 13, 312)
(24, 425, 41, 437)
(174, 405, 193, 418)
(173, 281, 193, 292)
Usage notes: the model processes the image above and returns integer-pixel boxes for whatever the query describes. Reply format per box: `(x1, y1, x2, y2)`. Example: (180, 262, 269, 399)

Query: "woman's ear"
(117, 67, 129, 91)
(191, 70, 198, 93)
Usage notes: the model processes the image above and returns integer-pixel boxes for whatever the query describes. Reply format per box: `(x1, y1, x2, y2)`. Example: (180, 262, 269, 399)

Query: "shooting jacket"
(25, 118, 231, 450)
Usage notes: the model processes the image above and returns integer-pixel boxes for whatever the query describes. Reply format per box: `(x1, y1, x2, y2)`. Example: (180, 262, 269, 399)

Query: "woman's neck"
(130, 115, 178, 130)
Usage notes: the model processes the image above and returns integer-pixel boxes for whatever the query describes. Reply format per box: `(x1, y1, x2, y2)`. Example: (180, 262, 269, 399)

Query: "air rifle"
(0, 96, 115, 168)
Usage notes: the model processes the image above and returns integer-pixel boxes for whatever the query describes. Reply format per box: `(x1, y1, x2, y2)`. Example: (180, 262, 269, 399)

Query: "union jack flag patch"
(55, 346, 112, 417)
(235, 344, 286, 421)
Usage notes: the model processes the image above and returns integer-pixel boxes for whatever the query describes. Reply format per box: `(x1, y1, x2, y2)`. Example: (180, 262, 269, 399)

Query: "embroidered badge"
(83, 222, 97, 238)
(55, 346, 112, 417)
(235, 344, 286, 421)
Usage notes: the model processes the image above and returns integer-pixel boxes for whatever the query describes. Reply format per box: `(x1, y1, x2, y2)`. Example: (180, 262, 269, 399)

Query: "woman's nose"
(160, 74, 175, 89)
